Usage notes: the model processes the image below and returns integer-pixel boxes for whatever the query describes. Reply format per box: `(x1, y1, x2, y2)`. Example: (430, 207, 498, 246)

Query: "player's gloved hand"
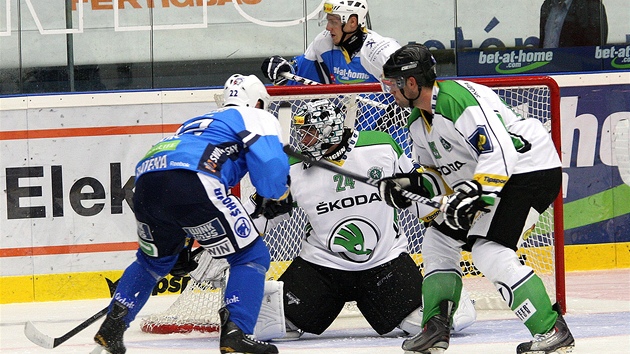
(170, 246, 203, 277)
(261, 56, 294, 85)
(378, 172, 430, 209)
(440, 180, 491, 230)
(250, 192, 294, 219)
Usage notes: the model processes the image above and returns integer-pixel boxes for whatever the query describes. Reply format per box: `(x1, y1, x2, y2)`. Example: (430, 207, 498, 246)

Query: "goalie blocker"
(254, 254, 476, 340)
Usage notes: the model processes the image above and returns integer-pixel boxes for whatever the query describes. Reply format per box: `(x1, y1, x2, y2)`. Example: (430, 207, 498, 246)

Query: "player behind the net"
(377, 43, 574, 354)
(92, 74, 291, 354)
(240, 99, 476, 341)
(261, 0, 400, 86)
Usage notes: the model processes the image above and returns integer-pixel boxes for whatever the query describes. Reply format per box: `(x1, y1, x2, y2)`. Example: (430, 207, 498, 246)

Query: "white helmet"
(292, 99, 345, 160)
(223, 74, 270, 109)
(319, 0, 369, 28)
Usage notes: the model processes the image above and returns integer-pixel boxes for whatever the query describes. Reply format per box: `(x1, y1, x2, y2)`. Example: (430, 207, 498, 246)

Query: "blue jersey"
(291, 29, 400, 85)
(136, 106, 289, 200)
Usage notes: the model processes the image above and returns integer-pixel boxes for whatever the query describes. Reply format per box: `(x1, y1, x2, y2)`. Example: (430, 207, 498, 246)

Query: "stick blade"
(24, 321, 55, 349)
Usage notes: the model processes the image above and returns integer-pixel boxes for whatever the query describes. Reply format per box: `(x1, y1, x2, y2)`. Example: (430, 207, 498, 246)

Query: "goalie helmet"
(223, 74, 270, 109)
(292, 99, 345, 160)
(382, 43, 437, 90)
(318, 0, 369, 28)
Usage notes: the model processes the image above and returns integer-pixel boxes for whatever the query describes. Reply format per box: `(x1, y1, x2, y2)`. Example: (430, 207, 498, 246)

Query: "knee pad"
(422, 227, 464, 275)
(228, 237, 271, 272)
(471, 238, 534, 301)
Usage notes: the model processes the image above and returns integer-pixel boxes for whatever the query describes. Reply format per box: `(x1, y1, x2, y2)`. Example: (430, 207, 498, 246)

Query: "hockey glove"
(170, 246, 204, 277)
(250, 192, 294, 219)
(378, 172, 431, 209)
(261, 56, 294, 85)
(440, 180, 491, 230)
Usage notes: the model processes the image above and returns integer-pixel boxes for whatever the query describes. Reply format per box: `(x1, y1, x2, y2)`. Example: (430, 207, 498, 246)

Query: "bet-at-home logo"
(478, 50, 553, 74)
(595, 45, 630, 69)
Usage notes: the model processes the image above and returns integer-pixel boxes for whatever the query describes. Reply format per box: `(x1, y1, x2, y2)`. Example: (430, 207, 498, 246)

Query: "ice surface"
(2, 269, 629, 353)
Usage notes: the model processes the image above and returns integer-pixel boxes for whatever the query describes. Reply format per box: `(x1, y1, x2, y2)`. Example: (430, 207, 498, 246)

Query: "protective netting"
(141, 79, 562, 334)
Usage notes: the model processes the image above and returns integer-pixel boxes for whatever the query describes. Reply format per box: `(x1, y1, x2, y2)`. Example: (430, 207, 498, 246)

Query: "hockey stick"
(279, 72, 388, 110)
(24, 306, 108, 349)
(283, 145, 442, 209)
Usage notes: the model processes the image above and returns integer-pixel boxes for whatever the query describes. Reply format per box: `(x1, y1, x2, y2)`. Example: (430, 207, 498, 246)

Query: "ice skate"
(93, 302, 128, 354)
(401, 301, 452, 354)
(516, 303, 575, 354)
(219, 307, 279, 354)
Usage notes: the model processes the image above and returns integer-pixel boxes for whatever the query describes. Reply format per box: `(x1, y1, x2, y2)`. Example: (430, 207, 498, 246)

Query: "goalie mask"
(223, 74, 271, 109)
(318, 0, 368, 28)
(292, 99, 345, 160)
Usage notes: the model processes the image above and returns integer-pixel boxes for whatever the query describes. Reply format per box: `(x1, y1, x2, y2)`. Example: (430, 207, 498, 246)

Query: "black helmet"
(382, 43, 437, 88)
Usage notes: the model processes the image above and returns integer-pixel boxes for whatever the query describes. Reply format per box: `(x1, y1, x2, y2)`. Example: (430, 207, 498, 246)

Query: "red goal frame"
(266, 76, 566, 313)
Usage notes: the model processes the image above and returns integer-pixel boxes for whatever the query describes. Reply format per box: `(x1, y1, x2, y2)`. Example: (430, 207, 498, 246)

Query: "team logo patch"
(440, 137, 453, 151)
(468, 125, 494, 154)
(234, 217, 252, 238)
(429, 141, 442, 159)
(367, 166, 383, 180)
(328, 217, 379, 263)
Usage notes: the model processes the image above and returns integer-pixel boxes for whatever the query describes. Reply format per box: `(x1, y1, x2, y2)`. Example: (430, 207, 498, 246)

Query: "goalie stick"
(24, 306, 108, 349)
(283, 145, 442, 209)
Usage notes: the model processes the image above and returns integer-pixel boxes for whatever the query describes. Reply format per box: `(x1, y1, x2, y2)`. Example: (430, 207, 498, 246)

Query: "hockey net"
(141, 77, 565, 334)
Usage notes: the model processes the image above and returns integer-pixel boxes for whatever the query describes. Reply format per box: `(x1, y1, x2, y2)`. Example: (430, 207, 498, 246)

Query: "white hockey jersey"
(262, 130, 416, 271)
(408, 80, 561, 203)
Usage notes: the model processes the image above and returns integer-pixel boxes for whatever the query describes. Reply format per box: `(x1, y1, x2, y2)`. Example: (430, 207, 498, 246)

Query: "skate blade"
(521, 345, 574, 354)
(550, 346, 575, 354)
(90, 344, 105, 354)
(403, 349, 446, 354)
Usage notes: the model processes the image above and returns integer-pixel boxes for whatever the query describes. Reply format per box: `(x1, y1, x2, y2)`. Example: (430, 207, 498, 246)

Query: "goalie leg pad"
(254, 281, 286, 341)
(400, 288, 476, 335)
(399, 305, 423, 335)
(451, 287, 476, 332)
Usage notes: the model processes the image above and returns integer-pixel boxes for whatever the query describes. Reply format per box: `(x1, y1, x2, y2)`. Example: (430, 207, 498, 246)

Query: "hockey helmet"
(318, 0, 369, 28)
(292, 99, 345, 160)
(223, 74, 270, 109)
(382, 43, 437, 91)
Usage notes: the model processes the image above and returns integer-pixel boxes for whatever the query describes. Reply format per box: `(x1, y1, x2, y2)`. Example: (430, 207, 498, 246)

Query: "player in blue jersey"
(261, 0, 400, 86)
(93, 74, 291, 354)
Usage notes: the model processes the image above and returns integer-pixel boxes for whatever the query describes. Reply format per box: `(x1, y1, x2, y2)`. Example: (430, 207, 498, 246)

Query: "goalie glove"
(249, 192, 294, 220)
(440, 180, 492, 230)
(170, 246, 204, 277)
(378, 171, 431, 209)
(261, 55, 294, 86)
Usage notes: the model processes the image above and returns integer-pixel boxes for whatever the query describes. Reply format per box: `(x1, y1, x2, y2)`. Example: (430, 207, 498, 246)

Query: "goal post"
(140, 76, 565, 334)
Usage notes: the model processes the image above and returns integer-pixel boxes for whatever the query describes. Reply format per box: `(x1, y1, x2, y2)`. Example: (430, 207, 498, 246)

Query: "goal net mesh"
(141, 78, 562, 334)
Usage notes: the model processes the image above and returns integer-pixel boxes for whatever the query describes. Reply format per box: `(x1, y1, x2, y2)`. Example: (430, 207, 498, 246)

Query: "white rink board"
(0, 89, 222, 276)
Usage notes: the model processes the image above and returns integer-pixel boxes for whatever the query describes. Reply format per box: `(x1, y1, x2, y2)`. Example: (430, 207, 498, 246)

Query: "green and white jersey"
(408, 80, 561, 203)
(289, 130, 413, 271)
